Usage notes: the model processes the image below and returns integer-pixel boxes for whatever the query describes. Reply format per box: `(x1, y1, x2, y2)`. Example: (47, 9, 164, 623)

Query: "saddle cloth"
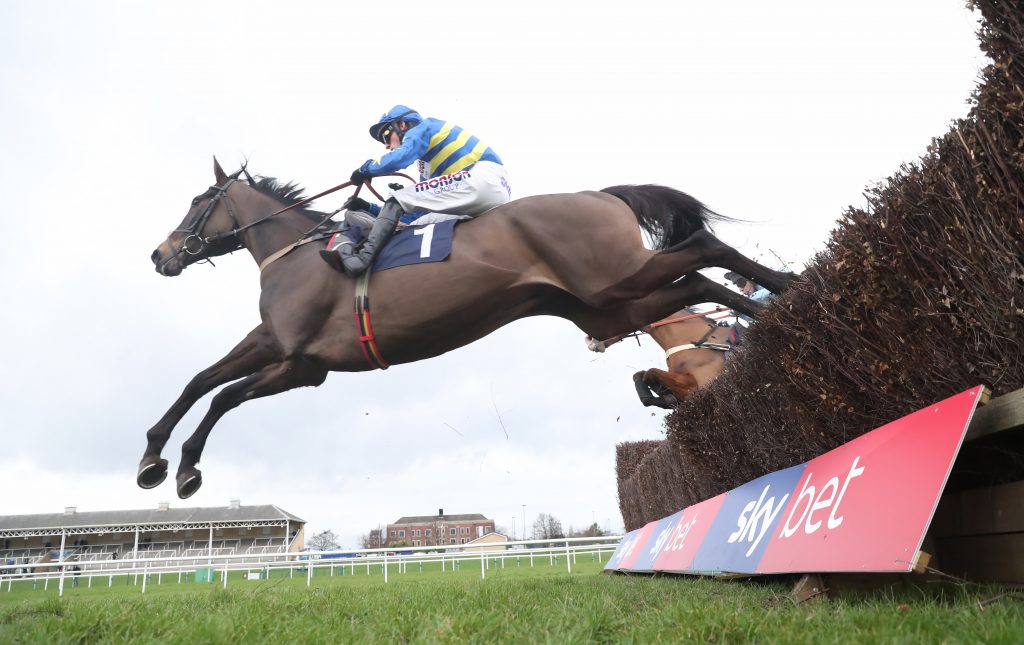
(328, 219, 458, 272)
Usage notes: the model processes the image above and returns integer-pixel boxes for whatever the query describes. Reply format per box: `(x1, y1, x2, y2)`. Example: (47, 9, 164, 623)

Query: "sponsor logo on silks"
(415, 170, 472, 193)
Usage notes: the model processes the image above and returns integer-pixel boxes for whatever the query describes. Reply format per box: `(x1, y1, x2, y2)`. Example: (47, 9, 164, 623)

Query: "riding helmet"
(369, 105, 422, 143)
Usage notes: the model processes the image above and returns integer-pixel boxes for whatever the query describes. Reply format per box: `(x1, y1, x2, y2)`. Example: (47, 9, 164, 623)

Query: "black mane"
(249, 175, 327, 222)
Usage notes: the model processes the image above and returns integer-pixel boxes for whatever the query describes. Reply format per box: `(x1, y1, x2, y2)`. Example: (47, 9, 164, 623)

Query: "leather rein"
(173, 170, 413, 271)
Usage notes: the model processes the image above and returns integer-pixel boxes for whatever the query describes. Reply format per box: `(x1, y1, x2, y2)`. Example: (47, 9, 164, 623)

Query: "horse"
(586, 307, 741, 408)
(141, 158, 797, 499)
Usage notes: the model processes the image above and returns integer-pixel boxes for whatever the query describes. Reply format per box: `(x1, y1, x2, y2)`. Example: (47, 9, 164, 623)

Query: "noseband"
(171, 177, 243, 261)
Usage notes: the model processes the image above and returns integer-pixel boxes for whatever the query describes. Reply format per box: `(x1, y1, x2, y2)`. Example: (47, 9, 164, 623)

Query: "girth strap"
(664, 325, 733, 358)
(354, 269, 389, 370)
(664, 342, 734, 358)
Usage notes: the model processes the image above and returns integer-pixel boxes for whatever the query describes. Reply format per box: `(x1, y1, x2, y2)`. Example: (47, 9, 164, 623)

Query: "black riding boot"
(340, 198, 403, 276)
(320, 199, 404, 275)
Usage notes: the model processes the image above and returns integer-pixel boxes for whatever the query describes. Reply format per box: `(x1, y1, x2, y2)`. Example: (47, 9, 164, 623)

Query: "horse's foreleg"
(632, 371, 678, 409)
(643, 368, 700, 400)
(174, 357, 328, 499)
(138, 324, 278, 489)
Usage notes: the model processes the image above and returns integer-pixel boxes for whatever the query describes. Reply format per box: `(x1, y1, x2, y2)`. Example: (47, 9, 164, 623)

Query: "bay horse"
(141, 158, 796, 498)
(586, 307, 740, 408)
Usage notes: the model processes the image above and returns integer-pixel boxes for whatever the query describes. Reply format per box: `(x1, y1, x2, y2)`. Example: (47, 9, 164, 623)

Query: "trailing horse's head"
(151, 157, 246, 276)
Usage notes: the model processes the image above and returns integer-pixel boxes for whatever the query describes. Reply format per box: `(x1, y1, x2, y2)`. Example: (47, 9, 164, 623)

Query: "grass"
(2, 557, 1023, 643)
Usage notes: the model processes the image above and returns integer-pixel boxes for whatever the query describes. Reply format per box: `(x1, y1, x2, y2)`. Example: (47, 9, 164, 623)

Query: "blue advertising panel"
(603, 529, 641, 571)
(689, 464, 806, 574)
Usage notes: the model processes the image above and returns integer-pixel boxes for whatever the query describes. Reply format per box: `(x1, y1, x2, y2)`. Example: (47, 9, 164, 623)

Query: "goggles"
(379, 124, 395, 144)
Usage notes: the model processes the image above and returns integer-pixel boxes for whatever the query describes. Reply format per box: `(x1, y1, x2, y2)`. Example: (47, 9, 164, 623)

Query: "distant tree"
(358, 533, 373, 549)
(532, 513, 565, 540)
(308, 529, 339, 551)
(571, 523, 605, 538)
(494, 525, 511, 538)
(387, 540, 410, 548)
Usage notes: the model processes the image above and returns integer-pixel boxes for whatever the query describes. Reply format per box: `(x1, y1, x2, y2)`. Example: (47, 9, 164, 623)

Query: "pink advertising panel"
(756, 385, 984, 573)
(607, 386, 984, 576)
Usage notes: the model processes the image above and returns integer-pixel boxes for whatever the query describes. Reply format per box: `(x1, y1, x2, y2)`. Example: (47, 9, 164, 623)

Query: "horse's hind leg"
(174, 357, 328, 499)
(137, 324, 278, 489)
(592, 230, 796, 306)
(570, 273, 761, 341)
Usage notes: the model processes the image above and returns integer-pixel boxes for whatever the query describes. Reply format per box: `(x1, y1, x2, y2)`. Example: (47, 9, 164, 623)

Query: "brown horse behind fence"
(587, 307, 741, 408)
(140, 158, 796, 498)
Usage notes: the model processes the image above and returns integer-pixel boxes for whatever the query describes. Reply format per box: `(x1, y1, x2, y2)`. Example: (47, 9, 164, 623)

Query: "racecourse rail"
(0, 536, 622, 597)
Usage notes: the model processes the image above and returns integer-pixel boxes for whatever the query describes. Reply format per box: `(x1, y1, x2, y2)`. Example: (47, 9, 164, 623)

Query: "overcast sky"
(0, 0, 984, 548)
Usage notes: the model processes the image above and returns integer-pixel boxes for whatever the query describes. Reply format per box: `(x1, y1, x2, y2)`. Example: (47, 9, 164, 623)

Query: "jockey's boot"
(319, 234, 356, 272)
(336, 198, 403, 276)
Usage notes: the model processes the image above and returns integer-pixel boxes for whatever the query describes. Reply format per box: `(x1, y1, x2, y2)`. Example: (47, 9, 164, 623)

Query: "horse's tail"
(600, 184, 733, 250)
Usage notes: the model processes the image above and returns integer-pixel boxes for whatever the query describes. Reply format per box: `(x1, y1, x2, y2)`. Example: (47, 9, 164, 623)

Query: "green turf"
(2, 557, 1023, 643)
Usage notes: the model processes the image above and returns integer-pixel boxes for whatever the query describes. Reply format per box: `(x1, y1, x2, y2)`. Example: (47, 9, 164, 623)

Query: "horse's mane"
(249, 175, 327, 224)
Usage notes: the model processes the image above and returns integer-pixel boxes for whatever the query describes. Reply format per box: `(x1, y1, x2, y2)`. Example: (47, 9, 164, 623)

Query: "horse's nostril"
(151, 249, 160, 264)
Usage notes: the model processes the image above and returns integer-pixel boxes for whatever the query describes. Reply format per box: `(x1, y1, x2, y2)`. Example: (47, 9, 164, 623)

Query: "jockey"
(726, 271, 773, 322)
(320, 105, 512, 276)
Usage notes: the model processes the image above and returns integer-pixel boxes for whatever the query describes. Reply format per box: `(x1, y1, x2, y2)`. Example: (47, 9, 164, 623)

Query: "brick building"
(384, 509, 495, 547)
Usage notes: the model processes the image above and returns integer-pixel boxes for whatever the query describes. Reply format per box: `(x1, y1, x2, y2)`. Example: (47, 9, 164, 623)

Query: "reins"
(205, 171, 415, 247)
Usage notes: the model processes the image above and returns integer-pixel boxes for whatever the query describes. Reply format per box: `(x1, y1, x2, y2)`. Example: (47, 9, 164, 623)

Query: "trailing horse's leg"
(592, 230, 796, 307)
(642, 368, 700, 401)
(632, 371, 677, 409)
(138, 324, 278, 489)
(174, 357, 328, 499)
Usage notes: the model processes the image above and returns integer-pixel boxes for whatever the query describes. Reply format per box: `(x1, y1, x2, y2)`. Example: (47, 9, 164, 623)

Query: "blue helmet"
(368, 105, 422, 143)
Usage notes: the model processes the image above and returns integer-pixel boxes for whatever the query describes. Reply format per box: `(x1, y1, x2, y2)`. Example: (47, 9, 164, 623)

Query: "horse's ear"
(213, 156, 228, 184)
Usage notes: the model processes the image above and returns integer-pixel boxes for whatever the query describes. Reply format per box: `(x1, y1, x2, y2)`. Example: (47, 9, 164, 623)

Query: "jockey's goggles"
(378, 124, 395, 144)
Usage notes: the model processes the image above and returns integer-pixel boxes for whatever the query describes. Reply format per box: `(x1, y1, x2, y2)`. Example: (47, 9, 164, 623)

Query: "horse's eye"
(192, 197, 201, 206)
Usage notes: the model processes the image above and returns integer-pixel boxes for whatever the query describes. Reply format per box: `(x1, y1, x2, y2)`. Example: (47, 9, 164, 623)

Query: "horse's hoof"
(137, 457, 168, 489)
(176, 468, 203, 499)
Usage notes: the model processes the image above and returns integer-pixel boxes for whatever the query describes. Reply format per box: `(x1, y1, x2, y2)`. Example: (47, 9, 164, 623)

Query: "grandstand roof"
(0, 504, 305, 532)
(392, 513, 489, 525)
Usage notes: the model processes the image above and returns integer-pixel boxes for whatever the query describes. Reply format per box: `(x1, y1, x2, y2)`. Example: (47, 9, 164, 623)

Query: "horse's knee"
(663, 372, 699, 398)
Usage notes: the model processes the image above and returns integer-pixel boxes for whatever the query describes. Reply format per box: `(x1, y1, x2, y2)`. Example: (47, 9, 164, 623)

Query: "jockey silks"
(360, 118, 503, 180)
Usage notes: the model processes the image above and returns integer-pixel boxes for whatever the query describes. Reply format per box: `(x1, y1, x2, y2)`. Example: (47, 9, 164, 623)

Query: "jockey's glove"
(350, 168, 370, 186)
(344, 196, 372, 212)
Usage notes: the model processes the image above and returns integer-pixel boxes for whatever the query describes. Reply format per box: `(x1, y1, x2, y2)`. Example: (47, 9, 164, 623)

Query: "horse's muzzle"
(152, 247, 183, 277)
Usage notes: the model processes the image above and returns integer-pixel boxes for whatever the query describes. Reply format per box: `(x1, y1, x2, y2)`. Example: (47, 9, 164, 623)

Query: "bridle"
(167, 169, 415, 266)
(168, 174, 242, 265)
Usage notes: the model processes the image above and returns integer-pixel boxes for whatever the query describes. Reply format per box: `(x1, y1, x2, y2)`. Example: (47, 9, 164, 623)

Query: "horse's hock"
(615, 0, 1024, 583)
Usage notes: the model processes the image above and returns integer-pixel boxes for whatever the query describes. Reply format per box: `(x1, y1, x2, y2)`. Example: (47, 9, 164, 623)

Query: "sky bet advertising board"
(606, 386, 984, 576)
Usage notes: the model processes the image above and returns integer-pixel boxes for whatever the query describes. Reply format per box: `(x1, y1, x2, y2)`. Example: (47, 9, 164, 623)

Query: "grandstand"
(0, 500, 304, 572)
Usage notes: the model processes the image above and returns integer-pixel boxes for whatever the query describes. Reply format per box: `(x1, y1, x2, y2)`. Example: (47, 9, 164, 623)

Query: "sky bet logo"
(779, 456, 865, 537)
(727, 483, 791, 557)
(415, 170, 471, 193)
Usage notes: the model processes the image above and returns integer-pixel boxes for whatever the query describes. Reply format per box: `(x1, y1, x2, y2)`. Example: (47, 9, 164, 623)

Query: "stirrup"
(320, 249, 344, 272)
(320, 240, 353, 272)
